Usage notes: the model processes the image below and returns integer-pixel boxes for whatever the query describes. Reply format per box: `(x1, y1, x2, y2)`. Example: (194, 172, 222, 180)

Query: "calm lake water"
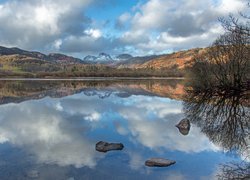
(0, 80, 248, 180)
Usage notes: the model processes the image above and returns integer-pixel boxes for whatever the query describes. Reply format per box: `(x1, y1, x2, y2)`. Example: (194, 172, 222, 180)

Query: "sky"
(0, 0, 248, 57)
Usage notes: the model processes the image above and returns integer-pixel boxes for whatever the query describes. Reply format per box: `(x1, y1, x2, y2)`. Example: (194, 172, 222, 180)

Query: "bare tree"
(189, 2, 250, 92)
(220, 0, 250, 36)
(185, 4, 250, 179)
(206, 29, 249, 90)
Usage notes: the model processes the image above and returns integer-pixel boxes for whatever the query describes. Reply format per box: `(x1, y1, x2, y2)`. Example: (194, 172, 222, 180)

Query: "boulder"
(176, 118, 191, 135)
(95, 141, 124, 152)
(145, 158, 176, 167)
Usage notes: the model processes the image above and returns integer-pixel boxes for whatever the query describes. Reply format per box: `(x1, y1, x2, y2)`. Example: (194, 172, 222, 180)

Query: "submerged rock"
(145, 158, 176, 167)
(95, 141, 124, 152)
(26, 170, 39, 178)
(176, 118, 191, 135)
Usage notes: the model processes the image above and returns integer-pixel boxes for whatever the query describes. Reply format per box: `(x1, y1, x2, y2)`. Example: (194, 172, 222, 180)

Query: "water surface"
(0, 80, 248, 180)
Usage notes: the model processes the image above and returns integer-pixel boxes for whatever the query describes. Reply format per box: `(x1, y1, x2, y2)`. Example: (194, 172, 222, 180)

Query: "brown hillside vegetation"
(136, 48, 207, 69)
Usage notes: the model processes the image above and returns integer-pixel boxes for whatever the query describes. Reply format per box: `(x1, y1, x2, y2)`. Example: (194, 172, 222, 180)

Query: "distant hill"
(0, 46, 85, 65)
(0, 46, 47, 59)
(115, 54, 133, 61)
(48, 53, 84, 64)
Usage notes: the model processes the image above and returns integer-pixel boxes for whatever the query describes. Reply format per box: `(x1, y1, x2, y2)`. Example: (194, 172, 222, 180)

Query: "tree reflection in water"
(183, 88, 249, 179)
(217, 161, 250, 180)
(184, 89, 249, 155)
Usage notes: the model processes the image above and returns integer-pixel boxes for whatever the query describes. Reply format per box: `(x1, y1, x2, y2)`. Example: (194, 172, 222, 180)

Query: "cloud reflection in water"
(0, 91, 222, 170)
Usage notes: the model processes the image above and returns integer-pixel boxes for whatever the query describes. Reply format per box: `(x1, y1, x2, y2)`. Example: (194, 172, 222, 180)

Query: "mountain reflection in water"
(0, 79, 248, 180)
(0, 79, 184, 104)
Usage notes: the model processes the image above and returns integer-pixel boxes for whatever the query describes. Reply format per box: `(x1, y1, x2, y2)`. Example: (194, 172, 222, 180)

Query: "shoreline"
(0, 77, 185, 81)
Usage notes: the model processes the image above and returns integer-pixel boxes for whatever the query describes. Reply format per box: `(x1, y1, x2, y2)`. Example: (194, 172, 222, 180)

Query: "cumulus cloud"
(0, 0, 92, 50)
(0, 0, 248, 55)
(118, 0, 247, 54)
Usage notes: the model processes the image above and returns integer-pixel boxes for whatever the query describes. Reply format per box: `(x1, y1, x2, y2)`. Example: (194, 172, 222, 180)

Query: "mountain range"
(0, 45, 206, 77)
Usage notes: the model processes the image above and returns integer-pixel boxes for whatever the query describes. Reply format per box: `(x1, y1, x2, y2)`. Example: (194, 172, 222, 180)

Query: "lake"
(0, 79, 249, 180)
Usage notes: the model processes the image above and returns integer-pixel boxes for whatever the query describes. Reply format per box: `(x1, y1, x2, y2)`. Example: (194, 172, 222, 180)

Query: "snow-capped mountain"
(83, 52, 114, 64)
(83, 55, 97, 61)
(96, 53, 113, 61)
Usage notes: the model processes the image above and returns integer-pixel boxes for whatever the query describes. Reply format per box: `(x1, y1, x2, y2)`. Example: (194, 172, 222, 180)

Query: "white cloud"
(0, 0, 92, 49)
(84, 28, 102, 39)
(34, 5, 61, 34)
(55, 102, 63, 111)
(53, 39, 63, 50)
(118, 0, 247, 54)
(218, 0, 246, 13)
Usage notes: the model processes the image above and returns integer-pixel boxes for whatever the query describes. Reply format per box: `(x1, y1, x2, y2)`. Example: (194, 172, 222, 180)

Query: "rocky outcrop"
(145, 158, 176, 167)
(176, 118, 191, 135)
(95, 141, 124, 152)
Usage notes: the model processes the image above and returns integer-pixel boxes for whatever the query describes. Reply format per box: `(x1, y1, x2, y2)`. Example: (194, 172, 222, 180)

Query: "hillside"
(117, 48, 206, 69)
(0, 54, 59, 74)
(0, 46, 46, 59)
(0, 46, 85, 65)
(116, 55, 162, 68)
